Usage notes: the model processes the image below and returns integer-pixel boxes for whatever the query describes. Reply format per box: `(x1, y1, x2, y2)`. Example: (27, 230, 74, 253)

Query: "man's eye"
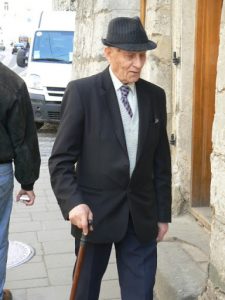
(126, 54, 134, 58)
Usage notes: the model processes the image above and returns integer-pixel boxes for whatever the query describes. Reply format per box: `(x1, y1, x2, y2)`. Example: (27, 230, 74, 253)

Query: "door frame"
(191, 0, 222, 209)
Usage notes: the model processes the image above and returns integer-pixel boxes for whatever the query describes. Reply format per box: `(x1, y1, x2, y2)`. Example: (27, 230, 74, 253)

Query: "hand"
(156, 222, 169, 242)
(69, 204, 93, 236)
(16, 189, 35, 206)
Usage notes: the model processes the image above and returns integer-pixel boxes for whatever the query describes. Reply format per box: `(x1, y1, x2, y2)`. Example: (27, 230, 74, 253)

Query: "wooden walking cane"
(69, 221, 93, 300)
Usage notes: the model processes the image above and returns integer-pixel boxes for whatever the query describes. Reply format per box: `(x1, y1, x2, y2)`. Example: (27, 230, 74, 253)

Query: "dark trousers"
(74, 220, 157, 300)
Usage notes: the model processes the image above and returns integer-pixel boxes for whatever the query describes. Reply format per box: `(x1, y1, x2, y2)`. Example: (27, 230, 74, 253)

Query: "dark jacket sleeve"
(153, 89, 172, 222)
(48, 81, 84, 219)
(6, 82, 40, 190)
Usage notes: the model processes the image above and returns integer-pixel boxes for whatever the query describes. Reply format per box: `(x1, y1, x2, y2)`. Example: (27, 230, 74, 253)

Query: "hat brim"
(102, 38, 157, 51)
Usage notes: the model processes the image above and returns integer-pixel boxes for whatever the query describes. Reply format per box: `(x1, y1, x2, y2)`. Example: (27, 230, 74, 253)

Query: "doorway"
(191, 0, 223, 227)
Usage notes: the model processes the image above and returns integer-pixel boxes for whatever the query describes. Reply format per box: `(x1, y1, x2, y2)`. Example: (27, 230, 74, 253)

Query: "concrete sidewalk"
(155, 214, 210, 300)
(5, 132, 210, 300)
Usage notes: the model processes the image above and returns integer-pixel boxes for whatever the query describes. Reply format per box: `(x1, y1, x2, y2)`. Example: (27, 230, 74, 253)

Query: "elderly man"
(49, 16, 171, 300)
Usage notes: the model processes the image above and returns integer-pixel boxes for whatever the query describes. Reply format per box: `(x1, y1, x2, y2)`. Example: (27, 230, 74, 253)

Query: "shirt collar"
(109, 67, 135, 94)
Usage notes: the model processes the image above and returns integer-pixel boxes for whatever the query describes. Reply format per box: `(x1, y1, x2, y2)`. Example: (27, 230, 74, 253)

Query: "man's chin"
(127, 75, 140, 84)
(131, 77, 140, 83)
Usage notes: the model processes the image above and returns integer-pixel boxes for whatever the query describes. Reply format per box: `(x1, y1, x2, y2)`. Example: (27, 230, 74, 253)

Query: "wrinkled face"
(104, 47, 146, 84)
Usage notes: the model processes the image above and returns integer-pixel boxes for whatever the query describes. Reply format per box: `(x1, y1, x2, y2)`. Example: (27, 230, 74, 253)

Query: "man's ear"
(104, 47, 111, 63)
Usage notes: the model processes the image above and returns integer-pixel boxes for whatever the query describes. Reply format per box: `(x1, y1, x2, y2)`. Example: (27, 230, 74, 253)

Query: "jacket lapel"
(100, 68, 128, 156)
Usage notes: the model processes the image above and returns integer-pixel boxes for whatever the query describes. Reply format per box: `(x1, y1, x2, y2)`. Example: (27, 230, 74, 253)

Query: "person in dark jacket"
(49, 17, 171, 300)
(0, 62, 40, 300)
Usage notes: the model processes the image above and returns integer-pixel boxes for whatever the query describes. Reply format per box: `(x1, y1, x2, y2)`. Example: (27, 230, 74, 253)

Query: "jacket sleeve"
(48, 81, 84, 220)
(153, 89, 172, 223)
(6, 82, 40, 190)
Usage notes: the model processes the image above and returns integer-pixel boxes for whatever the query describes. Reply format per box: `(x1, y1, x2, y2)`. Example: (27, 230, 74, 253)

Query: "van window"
(32, 31, 74, 63)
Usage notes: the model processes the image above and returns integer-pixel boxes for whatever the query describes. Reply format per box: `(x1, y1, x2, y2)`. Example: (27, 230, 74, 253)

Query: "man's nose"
(133, 54, 145, 68)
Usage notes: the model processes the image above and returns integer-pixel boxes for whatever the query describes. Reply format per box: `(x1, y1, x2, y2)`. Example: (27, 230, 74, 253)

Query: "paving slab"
(26, 286, 71, 300)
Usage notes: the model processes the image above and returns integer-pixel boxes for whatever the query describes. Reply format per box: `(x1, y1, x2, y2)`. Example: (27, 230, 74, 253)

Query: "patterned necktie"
(120, 85, 133, 118)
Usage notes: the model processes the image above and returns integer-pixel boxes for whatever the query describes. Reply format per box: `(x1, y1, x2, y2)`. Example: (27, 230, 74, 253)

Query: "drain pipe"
(140, 0, 146, 26)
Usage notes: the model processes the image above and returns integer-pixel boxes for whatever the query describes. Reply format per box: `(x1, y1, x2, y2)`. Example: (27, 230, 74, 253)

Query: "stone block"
(31, 211, 62, 221)
(37, 229, 71, 242)
(41, 219, 70, 230)
(6, 278, 48, 290)
(209, 220, 225, 278)
(9, 221, 42, 233)
(42, 239, 74, 255)
(8, 232, 39, 244)
(27, 286, 71, 300)
(6, 262, 47, 281)
(102, 262, 118, 280)
(8, 289, 27, 300)
(94, 0, 139, 12)
(99, 279, 121, 299)
(48, 267, 72, 285)
(44, 253, 75, 269)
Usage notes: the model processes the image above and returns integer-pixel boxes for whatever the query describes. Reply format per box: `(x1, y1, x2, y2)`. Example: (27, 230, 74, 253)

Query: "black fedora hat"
(102, 16, 157, 51)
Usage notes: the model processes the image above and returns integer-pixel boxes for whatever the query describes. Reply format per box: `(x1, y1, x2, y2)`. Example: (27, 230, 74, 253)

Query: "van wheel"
(35, 122, 44, 130)
(16, 49, 27, 67)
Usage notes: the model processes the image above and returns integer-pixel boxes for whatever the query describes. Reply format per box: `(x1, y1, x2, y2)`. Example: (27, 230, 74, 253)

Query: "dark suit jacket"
(49, 67, 172, 243)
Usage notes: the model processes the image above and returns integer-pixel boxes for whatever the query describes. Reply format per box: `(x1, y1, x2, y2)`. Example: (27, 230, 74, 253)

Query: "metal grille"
(48, 111, 60, 120)
(46, 87, 65, 97)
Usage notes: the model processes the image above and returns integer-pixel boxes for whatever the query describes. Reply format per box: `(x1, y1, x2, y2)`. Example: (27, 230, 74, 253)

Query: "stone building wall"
(143, 0, 196, 215)
(53, 0, 75, 11)
(201, 3, 225, 299)
(72, 0, 139, 79)
(142, 0, 172, 133)
(142, 0, 172, 104)
(170, 0, 196, 214)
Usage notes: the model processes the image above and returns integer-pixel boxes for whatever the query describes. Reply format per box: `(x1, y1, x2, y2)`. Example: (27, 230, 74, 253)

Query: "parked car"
(12, 42, 25, 54)
(0, 41, 5, 51)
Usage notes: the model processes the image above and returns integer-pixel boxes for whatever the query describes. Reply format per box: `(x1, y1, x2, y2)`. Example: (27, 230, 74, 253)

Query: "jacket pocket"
(148, 122, 160, 145)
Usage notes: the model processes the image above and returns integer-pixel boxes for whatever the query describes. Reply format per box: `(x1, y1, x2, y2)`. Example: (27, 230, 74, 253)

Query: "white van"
(17, 11, 75, 129)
